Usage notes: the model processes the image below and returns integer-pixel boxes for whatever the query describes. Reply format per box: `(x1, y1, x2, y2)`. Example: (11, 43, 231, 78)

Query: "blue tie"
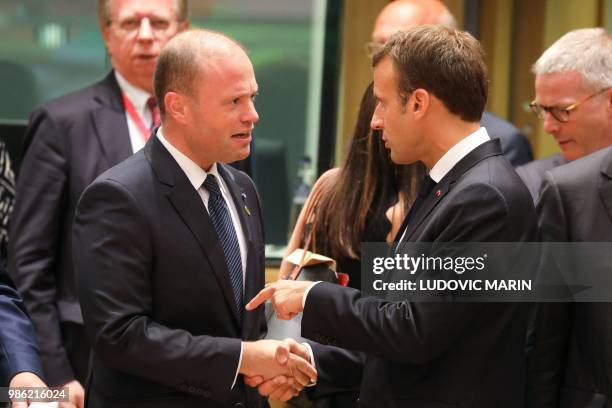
(203, 174, 243, 321)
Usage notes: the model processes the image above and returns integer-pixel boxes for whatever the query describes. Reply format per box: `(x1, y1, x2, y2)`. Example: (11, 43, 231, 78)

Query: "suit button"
(188, 386, 196, 393)
(196, 388, 204, 394)
(203, 390, 212, 398)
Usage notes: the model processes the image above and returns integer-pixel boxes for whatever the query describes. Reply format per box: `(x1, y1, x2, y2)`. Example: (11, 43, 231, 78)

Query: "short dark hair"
(373, 25, 488, 122)
(97, 0, 189, 28)
(154, 29, 246, 117)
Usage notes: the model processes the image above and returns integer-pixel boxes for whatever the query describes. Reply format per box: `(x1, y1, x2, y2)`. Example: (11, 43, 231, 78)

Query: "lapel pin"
(435, 190, 442, 198)
(241, 192, 251, 216)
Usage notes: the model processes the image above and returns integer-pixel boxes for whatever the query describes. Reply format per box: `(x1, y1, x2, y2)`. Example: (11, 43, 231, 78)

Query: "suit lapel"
(598, 149, 612, 224)
(146, 137, 242, 329)
(401, 139, 504, 242)
(90, 71, 134, 167)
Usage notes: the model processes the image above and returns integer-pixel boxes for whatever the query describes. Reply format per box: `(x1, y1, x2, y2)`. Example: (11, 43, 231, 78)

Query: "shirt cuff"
(302, 281, 322, 309)
(301, 342, 317, 387)
(231, 342, 243, 389)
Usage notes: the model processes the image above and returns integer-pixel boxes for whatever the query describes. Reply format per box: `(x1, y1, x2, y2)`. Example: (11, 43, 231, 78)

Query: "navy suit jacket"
(73, 135, 267, 408)
(0, 265, 43, 386)
(303, 140, 538, 407)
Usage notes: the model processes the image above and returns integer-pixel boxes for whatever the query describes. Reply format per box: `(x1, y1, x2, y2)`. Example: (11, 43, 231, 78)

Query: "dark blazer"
(526, 147, 612, 407)
(516, 153, 566, 203)
(482, 111, 533, 167)
(302, 140, 538, 407)
(0, 264, 44, 386)
(72, 135, 267, 408)
(8, 71, 133, 385)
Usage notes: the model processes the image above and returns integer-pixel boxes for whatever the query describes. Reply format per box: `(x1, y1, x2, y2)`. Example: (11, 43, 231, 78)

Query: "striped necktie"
(203, 174, 243, 322)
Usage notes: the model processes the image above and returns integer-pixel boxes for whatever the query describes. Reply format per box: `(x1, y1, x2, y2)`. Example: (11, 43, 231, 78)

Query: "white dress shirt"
(115, 71, 153, 153)
(157, 128, 248, 388)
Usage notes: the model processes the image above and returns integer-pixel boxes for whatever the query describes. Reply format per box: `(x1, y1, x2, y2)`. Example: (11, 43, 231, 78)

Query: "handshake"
(238, 338, 316, 401)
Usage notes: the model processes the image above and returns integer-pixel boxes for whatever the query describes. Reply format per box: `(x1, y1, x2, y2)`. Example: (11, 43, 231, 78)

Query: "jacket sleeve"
(0, 265, 44, 385)
(8, 107, 74, 385)
(524, 171, 571, 408)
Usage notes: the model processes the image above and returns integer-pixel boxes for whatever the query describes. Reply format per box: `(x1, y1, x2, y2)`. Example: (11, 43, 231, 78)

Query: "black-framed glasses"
(529, 87, 610, 123)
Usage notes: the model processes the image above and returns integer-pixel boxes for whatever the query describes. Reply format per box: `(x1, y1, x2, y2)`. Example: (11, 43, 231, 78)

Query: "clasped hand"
(239, 338, 316, 401)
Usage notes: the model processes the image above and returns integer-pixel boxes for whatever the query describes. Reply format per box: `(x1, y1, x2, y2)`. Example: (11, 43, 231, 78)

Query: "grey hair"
(533, 27, 612, 90)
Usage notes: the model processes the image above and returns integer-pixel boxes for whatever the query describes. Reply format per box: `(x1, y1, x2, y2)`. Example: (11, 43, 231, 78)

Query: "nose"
(371, 102, 384, 130)
(241, 101, 259, 124)
(136, 18, 154, 41)
(542, 111, 560, 135)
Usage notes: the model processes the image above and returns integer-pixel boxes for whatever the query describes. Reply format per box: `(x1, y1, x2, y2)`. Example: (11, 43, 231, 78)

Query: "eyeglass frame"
(529, 87, 610, 123)
(106, 15, 180, 37)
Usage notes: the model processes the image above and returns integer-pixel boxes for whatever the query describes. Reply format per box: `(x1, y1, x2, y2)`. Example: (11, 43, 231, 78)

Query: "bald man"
(370, 0, 533, 167)
(72, 29, 315, 408)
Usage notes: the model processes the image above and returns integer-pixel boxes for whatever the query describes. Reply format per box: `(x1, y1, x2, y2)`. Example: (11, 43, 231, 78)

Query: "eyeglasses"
(364, 41, 383, 59)
(109, 16, 177, 37)
(529, 87, 610, 123)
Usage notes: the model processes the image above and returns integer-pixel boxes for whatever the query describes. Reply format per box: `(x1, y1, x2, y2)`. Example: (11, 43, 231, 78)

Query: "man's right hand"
(243, 338, 315, 401)
(59, 380, 84, 408)
(239, 338, 316, 394)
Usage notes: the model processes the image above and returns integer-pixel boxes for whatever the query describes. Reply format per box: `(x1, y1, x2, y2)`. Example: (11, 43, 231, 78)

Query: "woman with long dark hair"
(280, 82, 425, 290)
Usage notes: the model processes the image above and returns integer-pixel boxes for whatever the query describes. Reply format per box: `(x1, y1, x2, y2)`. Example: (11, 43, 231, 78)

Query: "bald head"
(154, 29, 247, 117)
(372, 0, 456, 44)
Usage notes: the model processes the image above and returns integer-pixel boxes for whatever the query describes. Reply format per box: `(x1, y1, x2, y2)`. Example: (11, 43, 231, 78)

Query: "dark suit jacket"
(72, 135, 267, 408)
(8, 71, 133, 385)
(482, 111, 533, 167)
(302, 140, 538, 407)
(526, 147, 612, 407)
(0, 264, 44, 386)
(516, 153, 567, 203)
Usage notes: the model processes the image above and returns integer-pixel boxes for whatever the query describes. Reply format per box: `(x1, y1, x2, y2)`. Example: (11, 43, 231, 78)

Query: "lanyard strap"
(122, 92, 150, 141)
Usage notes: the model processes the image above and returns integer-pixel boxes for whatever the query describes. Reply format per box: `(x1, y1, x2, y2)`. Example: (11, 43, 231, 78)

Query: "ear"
(410, 89, 430, 119)
(164, 92, 189, 124)
(177, 20, 190, 32)
(101, 25, 112, 53)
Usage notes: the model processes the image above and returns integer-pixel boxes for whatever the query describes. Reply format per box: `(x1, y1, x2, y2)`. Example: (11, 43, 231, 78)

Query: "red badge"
(435, 190, 442, 198)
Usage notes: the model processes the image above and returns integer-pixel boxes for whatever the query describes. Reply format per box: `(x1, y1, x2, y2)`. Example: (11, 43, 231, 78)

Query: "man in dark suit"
(0, 264, 47, 406)
(516, 28, 612, 202)
(8, 0, 189, 402)
(526, 146, 612, 407)
(247, 26, 538, 407)
(369, 0, 533, 167)
(72, 29, 315, 408)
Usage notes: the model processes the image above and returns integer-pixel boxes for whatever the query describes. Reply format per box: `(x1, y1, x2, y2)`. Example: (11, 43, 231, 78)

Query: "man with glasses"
(368, 0, 534, 167)
(521, 28, 612, 408)
(8, 1, 188, 405)
(517, 28, 612, 202)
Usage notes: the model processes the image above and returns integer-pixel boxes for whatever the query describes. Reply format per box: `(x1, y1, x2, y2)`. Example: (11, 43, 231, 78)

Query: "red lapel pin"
(435, 190, 442, 198)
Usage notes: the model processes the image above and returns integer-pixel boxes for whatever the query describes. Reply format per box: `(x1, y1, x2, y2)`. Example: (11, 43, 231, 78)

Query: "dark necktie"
(405, 175, 437, 225)
(146, 97, 161, 130)
(203, 174, 243, 321)
(395, 175, 437, 247)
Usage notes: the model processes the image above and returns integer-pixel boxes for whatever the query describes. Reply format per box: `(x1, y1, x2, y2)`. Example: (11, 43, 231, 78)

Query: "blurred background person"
(0, 139, 14, 266)
(369, 0, 533, 167)
(516, 27, 612, 202)
(7, 0, 188, 404)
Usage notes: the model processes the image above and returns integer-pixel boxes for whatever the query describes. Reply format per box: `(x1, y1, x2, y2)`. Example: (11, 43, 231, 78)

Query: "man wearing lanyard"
(8, 1, 188, 405)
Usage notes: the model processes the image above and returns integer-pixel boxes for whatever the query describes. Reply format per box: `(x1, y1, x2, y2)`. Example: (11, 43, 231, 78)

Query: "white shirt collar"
(156, 128, 224, 192)
(429, 127, 490, 183)
(114, 71, 151, 111)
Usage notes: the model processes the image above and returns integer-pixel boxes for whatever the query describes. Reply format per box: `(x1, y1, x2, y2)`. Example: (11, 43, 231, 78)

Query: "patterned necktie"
(146, 97, 161, 130)
(203, 174, 243, 321)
